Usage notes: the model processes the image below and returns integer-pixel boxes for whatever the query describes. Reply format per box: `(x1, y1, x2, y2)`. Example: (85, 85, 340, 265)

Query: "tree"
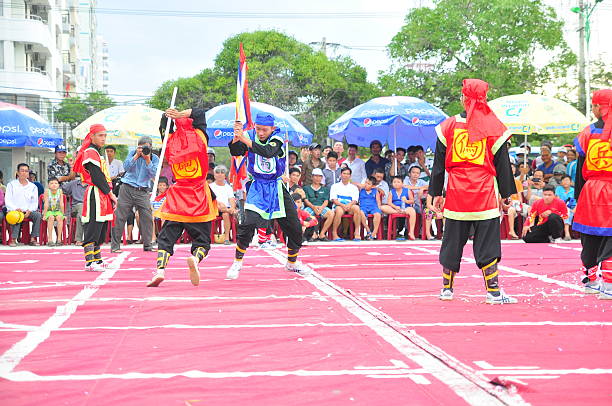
(380, 0, 576, 115)
(56, 91, 116, 129)
(149, 30, 380, 142)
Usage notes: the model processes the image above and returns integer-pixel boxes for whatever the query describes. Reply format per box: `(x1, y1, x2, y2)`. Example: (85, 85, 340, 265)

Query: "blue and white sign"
(0, 102, 62, 148)
(205, 101, 313, 147)
(328, 96, 447, 151)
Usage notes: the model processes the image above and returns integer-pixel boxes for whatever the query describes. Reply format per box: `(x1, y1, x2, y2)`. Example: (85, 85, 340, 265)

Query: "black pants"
(157, 220, 211, 256)
(523, 213, 564, 243)
(237, 187, 302, 251)
(581, 234, 612, 268)
(83, 190, 109, 246)
(439, 217, 501, 272)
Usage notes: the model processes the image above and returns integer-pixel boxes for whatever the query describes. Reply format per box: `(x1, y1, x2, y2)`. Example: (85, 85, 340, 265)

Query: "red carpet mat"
(0, 242, 610, 405)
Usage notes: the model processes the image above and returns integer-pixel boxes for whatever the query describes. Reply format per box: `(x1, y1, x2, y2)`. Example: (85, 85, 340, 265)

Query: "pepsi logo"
(37, 137, 43, 145)
(363, 118, 372, 126)
(411, 117, 420, 125)
(213, 129, 222, 138)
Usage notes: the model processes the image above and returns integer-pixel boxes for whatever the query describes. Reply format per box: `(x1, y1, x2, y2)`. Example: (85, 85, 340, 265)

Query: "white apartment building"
(0, 0, 108, 182)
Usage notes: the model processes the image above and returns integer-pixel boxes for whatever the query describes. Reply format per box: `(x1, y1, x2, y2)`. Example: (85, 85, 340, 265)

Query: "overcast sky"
(96, 0, 612, 103)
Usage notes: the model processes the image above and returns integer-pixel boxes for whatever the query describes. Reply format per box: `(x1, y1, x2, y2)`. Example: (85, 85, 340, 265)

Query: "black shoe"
(318, 237, 330, 242)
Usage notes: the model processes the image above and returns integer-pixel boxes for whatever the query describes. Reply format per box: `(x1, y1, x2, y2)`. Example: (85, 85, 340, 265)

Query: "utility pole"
(577, 0, 586, 116)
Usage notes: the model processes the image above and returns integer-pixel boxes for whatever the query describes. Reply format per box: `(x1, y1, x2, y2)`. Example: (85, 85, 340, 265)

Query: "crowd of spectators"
(0, 136, 581, 247)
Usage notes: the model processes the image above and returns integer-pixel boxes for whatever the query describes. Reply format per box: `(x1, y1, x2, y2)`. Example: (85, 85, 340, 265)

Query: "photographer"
(110, 136, 159, 253)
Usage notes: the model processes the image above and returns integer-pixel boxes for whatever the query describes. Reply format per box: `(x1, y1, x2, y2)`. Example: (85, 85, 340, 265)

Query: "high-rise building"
(0, 0, 109, 182)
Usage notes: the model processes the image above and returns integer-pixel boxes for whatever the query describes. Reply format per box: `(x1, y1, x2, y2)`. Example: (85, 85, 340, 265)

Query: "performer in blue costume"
(226, 112, 310, 279)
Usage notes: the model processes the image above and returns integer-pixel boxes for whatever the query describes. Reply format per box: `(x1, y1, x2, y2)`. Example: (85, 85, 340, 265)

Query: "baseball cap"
(312, 168, 324, 176)
(558, 147, 567, 153)
(55, 145, 67, 152)
(553, 164, 567, 174)
(519, 142, 531, 149)
(515, 147, 527, 155)
(308, 143, 321, 151)
(208, 148, 216, 156)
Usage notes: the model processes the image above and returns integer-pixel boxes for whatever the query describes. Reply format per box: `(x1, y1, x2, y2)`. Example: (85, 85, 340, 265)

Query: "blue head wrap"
(255, 113, 275, 127)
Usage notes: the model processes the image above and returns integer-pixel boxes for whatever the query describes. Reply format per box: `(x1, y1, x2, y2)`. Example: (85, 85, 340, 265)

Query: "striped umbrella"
(73, 105, 163, 147)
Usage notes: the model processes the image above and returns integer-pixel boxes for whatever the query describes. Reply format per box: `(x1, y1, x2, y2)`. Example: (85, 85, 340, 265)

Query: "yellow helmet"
(6, 210, 25, 225)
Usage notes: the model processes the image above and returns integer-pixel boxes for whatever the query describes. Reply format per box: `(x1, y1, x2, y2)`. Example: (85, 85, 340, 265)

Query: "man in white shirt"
(105, 145, 124, 180)
(342, 143, 367, 184)
(5, 163, 41, 246)
(330, 167, 361, 241)
(208, 165, 237, 244)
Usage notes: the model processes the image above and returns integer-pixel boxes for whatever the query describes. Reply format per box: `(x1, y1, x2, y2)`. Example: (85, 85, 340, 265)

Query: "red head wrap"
(592, 89, 612, 145)
(73, 124, 107, 175)
(462, 79, 507, 143)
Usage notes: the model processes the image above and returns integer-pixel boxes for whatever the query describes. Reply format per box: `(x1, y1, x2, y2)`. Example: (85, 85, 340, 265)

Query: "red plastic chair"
(210, 215, 237, 243)
(386, 213, 408, 240)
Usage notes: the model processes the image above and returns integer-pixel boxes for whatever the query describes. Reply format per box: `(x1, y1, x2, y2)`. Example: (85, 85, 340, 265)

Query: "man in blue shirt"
(110, 136, 159, 252)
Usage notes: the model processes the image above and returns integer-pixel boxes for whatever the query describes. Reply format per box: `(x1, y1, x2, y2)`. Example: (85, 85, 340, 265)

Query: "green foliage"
(149, 30, 380, 143)
(381, 0, 576, 116)
(56, 91, 116, 129)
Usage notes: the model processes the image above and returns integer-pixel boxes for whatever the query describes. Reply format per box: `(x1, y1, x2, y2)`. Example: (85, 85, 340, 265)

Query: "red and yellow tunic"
(80, 146, 114, 223)
(434, 114, 512, 220)
(154, 118, 218, 223)
(573, 123, 612, 236)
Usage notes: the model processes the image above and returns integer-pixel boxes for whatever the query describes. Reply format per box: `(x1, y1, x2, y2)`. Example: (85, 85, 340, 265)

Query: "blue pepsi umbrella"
(328, 96, 447, 151)
(205, 101, 313, 147)
(0, 102, 63, 148)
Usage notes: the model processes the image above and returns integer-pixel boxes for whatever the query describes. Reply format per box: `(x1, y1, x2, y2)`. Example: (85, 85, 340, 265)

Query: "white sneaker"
(439, 288, 454, 301)
(259, 242, 272, 250)
(486, 290, 518, 304)
(85, 261, 105, 272)
(552, 238, 564, 244)
(147, 269, 165, 287)
(187, 256, 200, 286)
(598, 283, 612, 300)
(226, 261, 242, 280)
(583, 279, 601, 294)
(285, 261, 312, 276)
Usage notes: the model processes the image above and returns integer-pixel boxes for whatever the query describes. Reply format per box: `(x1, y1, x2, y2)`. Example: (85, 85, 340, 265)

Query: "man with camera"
(111, 136, 159, 253)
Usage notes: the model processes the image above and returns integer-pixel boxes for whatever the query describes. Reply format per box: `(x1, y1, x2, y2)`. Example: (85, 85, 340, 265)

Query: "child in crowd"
(42, 177, 65, 246)
(151, 176, 169, 242)
(555, 175, 576, 241)
(292, 193, 318, 241)
(388, 176, 417, 240)
(358, 176, 382, 240)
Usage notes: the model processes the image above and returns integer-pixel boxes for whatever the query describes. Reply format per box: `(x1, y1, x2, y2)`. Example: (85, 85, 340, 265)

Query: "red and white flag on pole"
(229, 43, 252, 192)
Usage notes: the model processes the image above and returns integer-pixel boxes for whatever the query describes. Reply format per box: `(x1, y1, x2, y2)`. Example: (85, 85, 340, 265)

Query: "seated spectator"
(424, 193, 444, 240)
(372, 167, 391, 211)
(28, 171, 44, 197)
(151, 176, 170, 243)
(62, 177, 88, 245)
(547, 165, 567, 188)
(343, 143, 367, 183)
(386, 176, 417, 240)
(287, 150, 299, 168)
(358, 176, 382, 240)
(407, 145, 433, 182)
(322, 151, 341, 186)
(403, 166, 428, 213)
(5, 163, 41, 246)
(292, 193, 318, 242)
(385, 147, 408, 183)
(303, 168, 334, 241)
(330, 167, 361, 241)
(42, 177, 65, 246)
(333, 141, 345, 165)
(322, 145, 332, 159)
(365, 140, 390, 177)
(209, 165, 237, 245)
(502, 175, 529, 239)
(566, 149, 577, 185)
(522, 185, 567, 243)
(0, 187, 5, 224)
(286, 167, 303, 194)
(555, 175, 576, 241)
(526, 169, 546, 204)
(301, 143, 324, 187)
(536, 146, 565, 182)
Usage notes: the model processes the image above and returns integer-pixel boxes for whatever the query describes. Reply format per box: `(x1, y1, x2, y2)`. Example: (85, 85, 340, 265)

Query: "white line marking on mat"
(0, 251, 129, 377)
(263, 249, 528, 406)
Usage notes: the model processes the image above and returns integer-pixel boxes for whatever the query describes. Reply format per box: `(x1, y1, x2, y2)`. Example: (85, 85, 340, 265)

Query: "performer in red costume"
(72, 124, 117, 272)
(147, 108, 219, 287)
(574, 89, 612, 299)
(430, 79, 517, 304)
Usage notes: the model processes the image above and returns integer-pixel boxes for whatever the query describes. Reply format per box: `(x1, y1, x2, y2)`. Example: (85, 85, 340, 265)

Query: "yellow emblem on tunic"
(451, 129, 486, 165)
(586, 139, 612, 172)
(172, 158, 202, 179)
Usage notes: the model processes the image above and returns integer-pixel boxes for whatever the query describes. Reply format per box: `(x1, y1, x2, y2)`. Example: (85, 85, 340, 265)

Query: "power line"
(0, 85, 152, 98)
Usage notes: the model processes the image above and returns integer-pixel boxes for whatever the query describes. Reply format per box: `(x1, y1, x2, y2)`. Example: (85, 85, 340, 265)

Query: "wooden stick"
(150, 86, 177, 202)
